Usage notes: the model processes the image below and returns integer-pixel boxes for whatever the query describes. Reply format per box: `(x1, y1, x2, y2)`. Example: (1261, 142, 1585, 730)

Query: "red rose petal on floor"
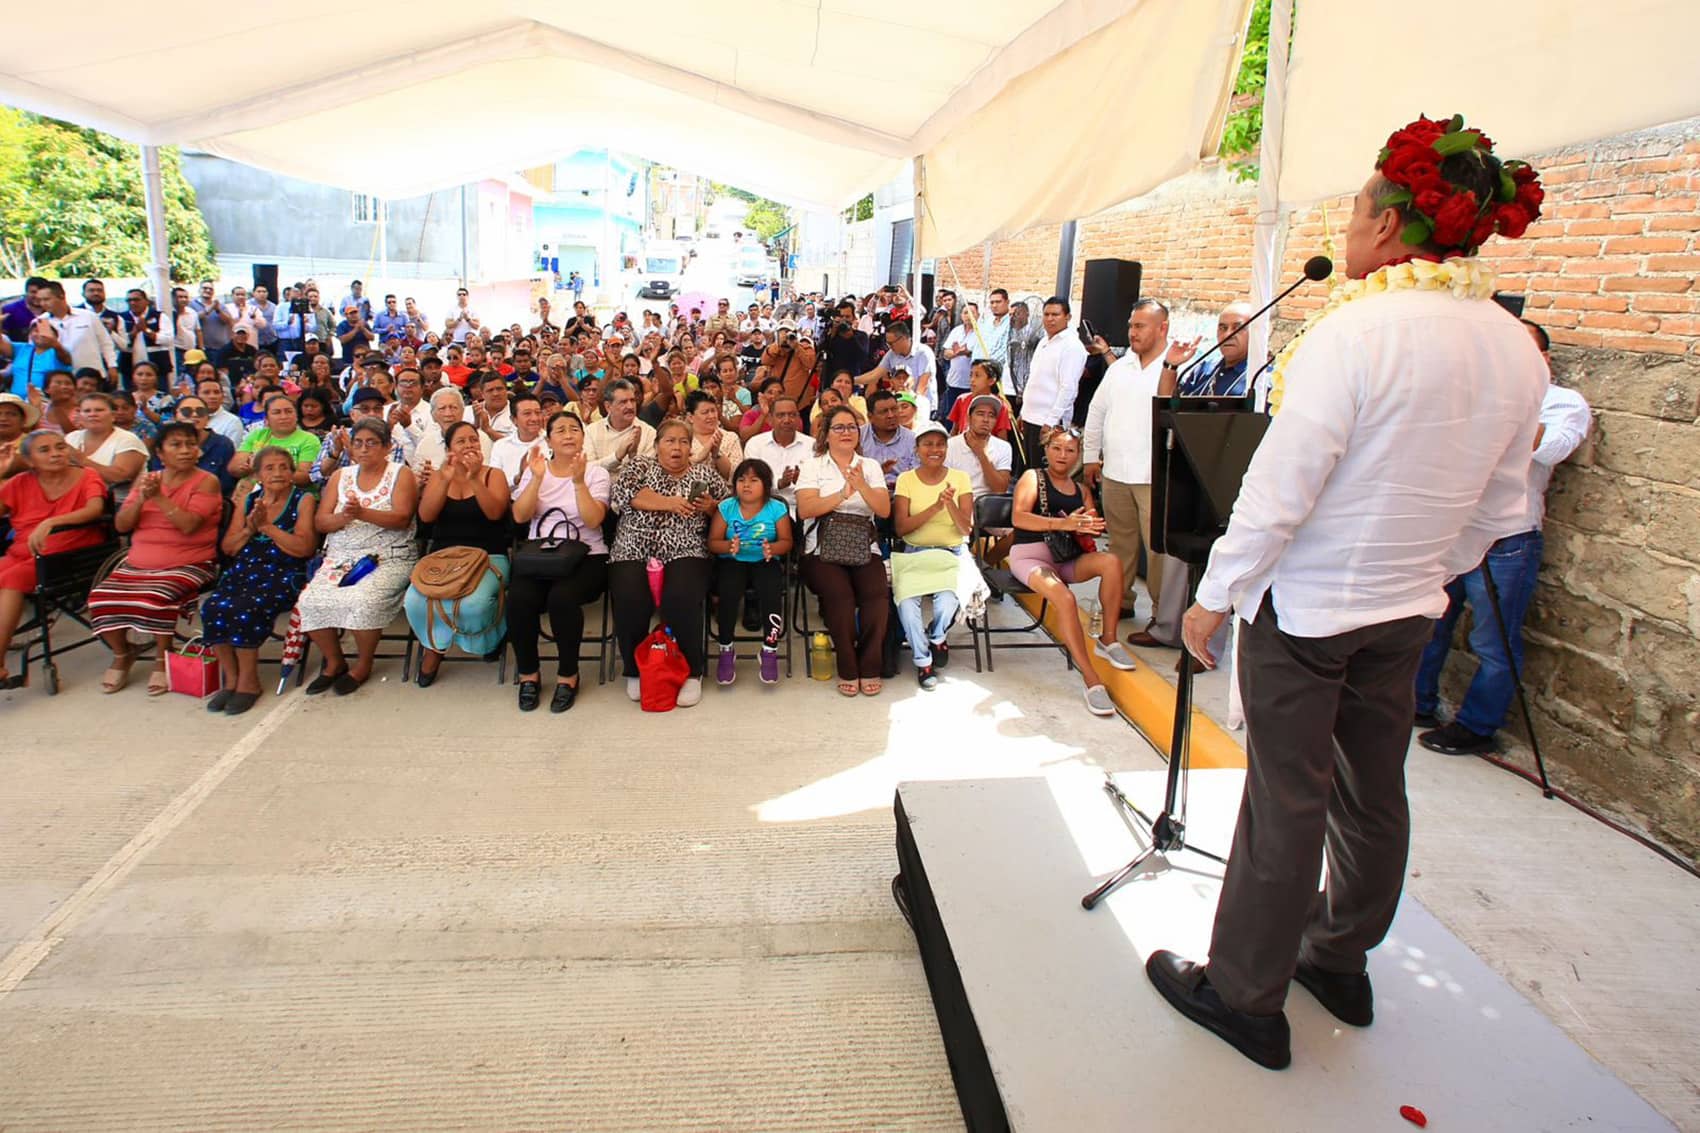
(1399, 1104, 1428, 1127)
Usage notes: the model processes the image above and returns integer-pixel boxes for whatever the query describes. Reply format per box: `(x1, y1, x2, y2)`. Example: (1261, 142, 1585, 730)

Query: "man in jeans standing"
(1413, 319, 1591, 755)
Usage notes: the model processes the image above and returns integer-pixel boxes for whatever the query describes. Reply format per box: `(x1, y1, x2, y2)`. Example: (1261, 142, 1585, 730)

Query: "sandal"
(836, 680, 859, 697)
(859, 679, 883, 697)
(0, 670, 25, 690)
(146, 667, 170, 697)
(101, 653, 133, 694)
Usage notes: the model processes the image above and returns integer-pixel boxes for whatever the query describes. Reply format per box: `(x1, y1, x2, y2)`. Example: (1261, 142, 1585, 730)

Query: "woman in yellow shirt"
(892, 422, 974, 688)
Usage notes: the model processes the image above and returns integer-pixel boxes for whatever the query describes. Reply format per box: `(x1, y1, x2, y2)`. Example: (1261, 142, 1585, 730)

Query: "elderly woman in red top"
(88, 421, 224, 695)
(0, 430, 110, 688)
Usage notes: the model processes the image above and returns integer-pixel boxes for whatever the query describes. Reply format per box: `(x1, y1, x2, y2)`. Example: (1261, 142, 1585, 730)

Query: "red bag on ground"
(636, 626, 688, 712)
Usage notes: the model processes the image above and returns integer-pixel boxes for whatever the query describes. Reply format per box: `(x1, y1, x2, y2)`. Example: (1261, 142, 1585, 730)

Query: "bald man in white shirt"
(1146, 139, 1548, 1071)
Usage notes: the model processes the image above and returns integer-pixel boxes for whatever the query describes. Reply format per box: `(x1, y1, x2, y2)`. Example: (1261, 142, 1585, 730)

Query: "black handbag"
(1036, 473, 1087, 564)
(815, 510, 876, 567)
(512, 507, 589, 579)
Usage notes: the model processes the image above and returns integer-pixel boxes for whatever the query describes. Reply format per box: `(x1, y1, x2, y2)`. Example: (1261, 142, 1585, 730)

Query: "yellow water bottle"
(810, 632, 834, 680)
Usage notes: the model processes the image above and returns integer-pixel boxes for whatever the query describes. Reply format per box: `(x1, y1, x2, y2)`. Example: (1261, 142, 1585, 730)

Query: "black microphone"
(1172, 255, 1333, 388)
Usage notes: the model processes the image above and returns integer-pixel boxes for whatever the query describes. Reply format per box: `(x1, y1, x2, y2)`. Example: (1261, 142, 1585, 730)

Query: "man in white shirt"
(744, 395, 810, 514)
(944, 394, 1012, 500)
(855, 323, 937, 417)
(490, 392, 548, 488)
(583, 378, 656, 473)
(472, 372, 515, 442)
(195, 376, 247, 447)
(1084, 299, 1198, 648)
(1414, 319, 1592, 755)
(938, 303, 977, 423)
(38, 282, 118, 385)
(443, 287, 479, 344)
(1147, 130, 1549, 1072)
(1015, 296, 1085, 474)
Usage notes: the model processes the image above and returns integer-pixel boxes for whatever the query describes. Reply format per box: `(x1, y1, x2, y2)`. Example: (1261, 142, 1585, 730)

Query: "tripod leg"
(1481, 554, 1553, 797)
(1082, 843, 1162, 910)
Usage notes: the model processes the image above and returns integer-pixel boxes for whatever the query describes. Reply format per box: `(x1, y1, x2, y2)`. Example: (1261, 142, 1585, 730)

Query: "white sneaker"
(676, 677, 703, 708)
(1094, 639, 1137, 671)
(626, 676, 641, 702)
(1084, 685, 1116, 717)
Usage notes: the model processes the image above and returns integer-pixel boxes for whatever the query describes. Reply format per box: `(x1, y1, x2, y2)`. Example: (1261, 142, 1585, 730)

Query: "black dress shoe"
(1412, 709, 1441, 730)
(1292, 958, 1373, 1027)
(549, 682, 578, 714)
(1418, 721, 1495, 755)
(331, 672, 364, 696)
(1145, 950, 1291, 1070)
(223, 691, 259, 716)
(415, 666, 438, 689)
(517, 679, 541, 712)
(206, 689, 233, 713)
(304, 669, 341, 696)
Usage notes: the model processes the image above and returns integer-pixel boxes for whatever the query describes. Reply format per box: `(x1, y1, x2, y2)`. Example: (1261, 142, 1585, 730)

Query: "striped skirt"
(88, 561, 218, 638)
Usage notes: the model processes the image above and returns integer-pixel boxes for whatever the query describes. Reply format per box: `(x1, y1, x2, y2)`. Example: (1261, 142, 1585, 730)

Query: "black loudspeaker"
(252, 263, 280, 299)
(1081, 258, 1143, 347)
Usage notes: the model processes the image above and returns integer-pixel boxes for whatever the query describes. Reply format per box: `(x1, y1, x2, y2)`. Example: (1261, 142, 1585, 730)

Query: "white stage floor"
(895, 768, 1673, 1132)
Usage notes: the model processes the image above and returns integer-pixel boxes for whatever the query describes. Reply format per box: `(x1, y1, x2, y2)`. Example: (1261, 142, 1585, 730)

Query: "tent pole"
(1055, 220, 1077, 303)
(1248, 0, 1295, 412)
(377, 195, 387, 295)
(911, 157, 923, 355)
(1227, 0, 1296, 734)
(459, 185, 469, 287)
(138, 145, 174, 379)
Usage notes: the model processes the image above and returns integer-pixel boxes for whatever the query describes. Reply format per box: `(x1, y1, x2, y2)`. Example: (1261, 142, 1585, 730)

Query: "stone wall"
(937, 120, 1700, 859)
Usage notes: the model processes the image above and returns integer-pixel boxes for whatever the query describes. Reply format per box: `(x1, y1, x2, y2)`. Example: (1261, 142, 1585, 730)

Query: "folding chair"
(967, 494, 1071, 673)
(13, 505, 124, 695)
(501, 589, 615, 687)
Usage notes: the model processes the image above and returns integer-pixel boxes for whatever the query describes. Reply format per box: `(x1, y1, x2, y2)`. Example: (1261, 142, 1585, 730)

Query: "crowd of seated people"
(0, 274, 1156, 717)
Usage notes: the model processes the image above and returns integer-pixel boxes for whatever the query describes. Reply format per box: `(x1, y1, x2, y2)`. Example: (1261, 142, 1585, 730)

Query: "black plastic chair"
(13, 503, 123, 694)
(968, 493, 1071, 673)
(703, 553, 795, 679)
(502, 588, 615, 686)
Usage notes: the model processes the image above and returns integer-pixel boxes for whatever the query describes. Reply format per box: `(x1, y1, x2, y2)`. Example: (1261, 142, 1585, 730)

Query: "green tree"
(1218, 0, 1273, 183)
(0, 108, 217, 280)
(709, 181, 791, 242)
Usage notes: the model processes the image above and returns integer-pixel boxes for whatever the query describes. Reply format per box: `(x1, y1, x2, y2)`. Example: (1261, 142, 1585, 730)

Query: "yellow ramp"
(1010, 592, 1246, 770)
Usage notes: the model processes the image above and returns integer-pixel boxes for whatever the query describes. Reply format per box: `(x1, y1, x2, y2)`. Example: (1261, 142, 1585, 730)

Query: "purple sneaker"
(716, 646, 737, 686)
(759, 645, 780, 685)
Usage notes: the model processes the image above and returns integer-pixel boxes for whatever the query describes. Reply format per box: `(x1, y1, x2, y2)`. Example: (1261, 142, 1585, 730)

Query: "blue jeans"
(937, 384, 968, 422)
(1413, 529, 1543, 736)
(897, 590, 959, 668)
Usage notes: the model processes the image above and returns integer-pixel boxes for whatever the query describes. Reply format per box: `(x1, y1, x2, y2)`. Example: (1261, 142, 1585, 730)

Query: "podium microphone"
(1173, 255, 1333, 387)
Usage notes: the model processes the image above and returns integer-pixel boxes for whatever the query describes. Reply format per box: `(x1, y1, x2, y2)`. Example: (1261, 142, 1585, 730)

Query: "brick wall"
(937, 118, 1700, 859)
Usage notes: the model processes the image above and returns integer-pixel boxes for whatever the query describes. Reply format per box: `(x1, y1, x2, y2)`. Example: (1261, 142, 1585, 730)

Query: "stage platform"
(893, 768, 1673, 1132)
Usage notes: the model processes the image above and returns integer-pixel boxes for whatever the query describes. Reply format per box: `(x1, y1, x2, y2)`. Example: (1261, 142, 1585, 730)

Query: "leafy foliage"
(1219, 0, 1273, 183)
(0, 109, 217, 280)
(708, 181, 791, 242)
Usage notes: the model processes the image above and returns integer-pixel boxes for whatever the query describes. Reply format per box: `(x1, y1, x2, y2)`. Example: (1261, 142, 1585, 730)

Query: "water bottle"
(1083, 597, 1103, 638)
(810, 632, 834, 680)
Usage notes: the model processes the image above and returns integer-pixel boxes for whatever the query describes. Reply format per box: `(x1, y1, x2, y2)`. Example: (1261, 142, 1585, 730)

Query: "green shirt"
(240, 426, 322, 469)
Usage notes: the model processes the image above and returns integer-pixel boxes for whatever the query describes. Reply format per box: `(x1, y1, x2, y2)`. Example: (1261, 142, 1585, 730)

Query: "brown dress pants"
(1205, 594, 1434, 1016)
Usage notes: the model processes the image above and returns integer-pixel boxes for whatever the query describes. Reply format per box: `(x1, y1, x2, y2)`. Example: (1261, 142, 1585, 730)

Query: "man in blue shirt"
(340, 280, 373, 323)
(372, 294, 411, 345)
(250, 285, 281, 355)
(859, 389, 918, 489)
(1176, 302, 1252, 398)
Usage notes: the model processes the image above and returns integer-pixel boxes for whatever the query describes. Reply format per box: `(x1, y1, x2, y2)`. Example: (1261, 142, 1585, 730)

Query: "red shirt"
(948, 396, 1012, 438)
(0, 468, 107, 555)
(442, 364, 473, 389)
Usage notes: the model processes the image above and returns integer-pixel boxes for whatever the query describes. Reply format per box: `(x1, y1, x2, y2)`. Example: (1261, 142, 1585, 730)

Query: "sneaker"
(1418, 721, 1495, 756)
(676, 677, 703, 708)
(1094, 639, 1138, 671)
(917, 665, 939, 691)
(716, 646, 737, 686)
(1084, 684, 1116, 717)
(759, 646, 780, 685)
(932, 641, 951, 669)
(626, 675, 641, 702)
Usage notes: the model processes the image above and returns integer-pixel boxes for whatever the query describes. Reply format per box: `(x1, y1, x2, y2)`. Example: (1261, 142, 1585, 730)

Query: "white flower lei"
(1268, 256, 1497, 414)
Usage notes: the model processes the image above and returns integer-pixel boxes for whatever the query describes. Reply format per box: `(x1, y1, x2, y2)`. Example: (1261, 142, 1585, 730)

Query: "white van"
(734, 245, 769, 287)
(639, 242, 687, 298)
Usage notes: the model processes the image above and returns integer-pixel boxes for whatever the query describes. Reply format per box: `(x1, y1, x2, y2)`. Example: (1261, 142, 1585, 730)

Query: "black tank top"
(430, 492, 511, 556)
(1014, 471, 1083, 545)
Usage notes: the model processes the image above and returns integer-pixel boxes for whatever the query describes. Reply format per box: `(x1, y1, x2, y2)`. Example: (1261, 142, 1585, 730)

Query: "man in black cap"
(309, 384, 414, 486)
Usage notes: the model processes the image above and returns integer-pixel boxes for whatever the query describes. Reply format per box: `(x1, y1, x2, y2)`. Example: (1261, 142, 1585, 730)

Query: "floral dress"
(201, 488, 312, 649)
(295, 462, 418, 633)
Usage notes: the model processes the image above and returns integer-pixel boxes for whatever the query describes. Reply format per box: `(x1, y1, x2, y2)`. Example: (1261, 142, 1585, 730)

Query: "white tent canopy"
(3, 1, 1698, 258)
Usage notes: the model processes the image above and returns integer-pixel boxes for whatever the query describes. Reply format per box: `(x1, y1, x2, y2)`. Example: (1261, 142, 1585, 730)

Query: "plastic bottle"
(1085, 598, 1104, 638)
(810, 632, 834, 680)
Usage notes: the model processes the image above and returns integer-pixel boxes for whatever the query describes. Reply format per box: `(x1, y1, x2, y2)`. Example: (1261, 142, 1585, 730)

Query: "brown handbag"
(410, 545, 502, 635)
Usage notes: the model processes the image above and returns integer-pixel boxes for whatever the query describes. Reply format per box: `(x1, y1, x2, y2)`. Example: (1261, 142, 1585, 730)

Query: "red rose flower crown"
(1375, 114, 1545, 257)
